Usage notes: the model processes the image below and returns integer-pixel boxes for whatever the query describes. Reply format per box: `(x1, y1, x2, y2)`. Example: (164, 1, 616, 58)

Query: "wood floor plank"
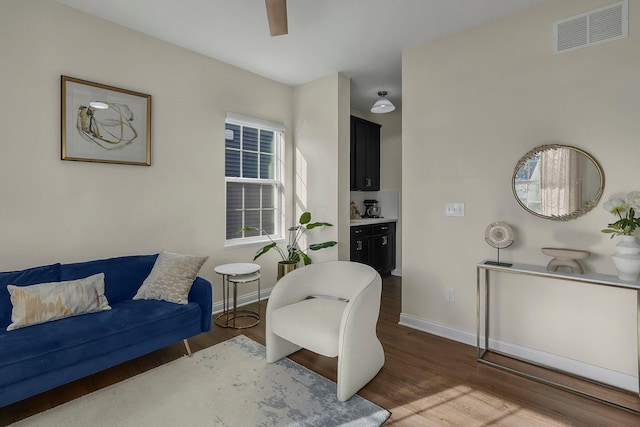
(1, 275, 639, 426)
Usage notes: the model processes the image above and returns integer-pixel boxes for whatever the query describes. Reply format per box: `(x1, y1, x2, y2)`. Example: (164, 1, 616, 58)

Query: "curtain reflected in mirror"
(541, 147, 580, 216)
(512, 145, 604, 221)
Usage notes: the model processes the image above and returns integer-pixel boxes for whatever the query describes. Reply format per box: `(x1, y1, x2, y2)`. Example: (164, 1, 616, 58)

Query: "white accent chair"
(266, 261, 384, 401)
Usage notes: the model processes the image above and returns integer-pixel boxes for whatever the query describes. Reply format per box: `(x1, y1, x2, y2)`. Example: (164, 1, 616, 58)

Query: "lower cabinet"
(350, 226, 371, 265)
(350, 222, 396, 275)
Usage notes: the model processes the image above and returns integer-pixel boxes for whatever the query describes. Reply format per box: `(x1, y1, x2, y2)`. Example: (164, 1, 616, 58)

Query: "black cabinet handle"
(366, 178, 371, 187)
(356, 240, 363, 251)
(382, 236, 388, 246)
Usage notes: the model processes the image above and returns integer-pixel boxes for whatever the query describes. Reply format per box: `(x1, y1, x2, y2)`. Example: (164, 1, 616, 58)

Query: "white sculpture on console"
(541, 248, 590, 274)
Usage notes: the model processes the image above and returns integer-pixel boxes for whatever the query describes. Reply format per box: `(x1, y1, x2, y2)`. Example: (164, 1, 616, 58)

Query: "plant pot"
(277, 261, 298, 280)
(612, 236, 640, 281)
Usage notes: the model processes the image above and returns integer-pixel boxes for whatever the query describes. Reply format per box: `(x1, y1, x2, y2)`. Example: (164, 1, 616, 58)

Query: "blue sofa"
(0, 254, 212, 407)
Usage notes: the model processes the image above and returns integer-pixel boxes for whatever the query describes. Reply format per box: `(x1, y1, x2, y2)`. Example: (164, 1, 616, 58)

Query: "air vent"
(553, 0, 628, 54)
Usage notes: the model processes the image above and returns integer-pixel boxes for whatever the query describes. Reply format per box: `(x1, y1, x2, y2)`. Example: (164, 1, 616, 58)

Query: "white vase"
(614, 235, 640, 255)
(611, 235, 640, 281)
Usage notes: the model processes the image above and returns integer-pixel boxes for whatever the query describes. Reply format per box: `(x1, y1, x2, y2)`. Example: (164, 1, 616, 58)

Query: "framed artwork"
(61, 76, 151, 165)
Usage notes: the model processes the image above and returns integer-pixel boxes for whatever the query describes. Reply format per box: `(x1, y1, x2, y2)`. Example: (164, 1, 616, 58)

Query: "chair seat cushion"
(270, 298, 347, 357)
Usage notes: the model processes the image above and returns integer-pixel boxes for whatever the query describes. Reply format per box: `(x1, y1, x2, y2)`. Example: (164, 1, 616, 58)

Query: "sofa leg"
(183, 339, 192, 357)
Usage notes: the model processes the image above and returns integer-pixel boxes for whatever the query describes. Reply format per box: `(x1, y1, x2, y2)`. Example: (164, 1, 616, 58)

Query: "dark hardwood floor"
(2, 276, 639, 426)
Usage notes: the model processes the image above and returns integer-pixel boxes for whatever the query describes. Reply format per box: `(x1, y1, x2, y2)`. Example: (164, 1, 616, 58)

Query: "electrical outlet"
(444, 203, 464, 217)
(445, 288, 455, 303)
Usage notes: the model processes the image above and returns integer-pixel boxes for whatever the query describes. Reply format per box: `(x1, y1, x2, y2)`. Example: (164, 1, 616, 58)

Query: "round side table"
(214, 263, 261, 329)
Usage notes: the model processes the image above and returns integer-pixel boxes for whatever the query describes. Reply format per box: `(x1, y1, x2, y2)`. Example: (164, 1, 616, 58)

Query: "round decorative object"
(485, 222, 515, 249)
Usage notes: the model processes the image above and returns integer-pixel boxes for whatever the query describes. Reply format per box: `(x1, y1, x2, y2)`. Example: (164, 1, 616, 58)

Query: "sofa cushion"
(0, 299, 201, 388)
(0, 263, 61, 329)
(60, 255, 157, 304)
(133, 251, 208, 304)
(6, 273, 111, 331)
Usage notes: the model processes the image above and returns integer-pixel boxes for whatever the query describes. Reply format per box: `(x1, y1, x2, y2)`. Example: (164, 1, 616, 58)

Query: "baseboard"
(391, 268, 402, 277)
(213, 288, 272, 314)
(398, 312, 638, 393)
(399, 313, 476, 346)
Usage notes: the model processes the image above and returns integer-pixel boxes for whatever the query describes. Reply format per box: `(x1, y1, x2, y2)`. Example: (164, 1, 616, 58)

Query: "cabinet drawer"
(350, 225, 372, 239)
(372, 222, 395, 235)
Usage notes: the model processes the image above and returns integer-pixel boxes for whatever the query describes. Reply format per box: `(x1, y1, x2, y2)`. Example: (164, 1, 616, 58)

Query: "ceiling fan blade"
(265, 0, 288, 36)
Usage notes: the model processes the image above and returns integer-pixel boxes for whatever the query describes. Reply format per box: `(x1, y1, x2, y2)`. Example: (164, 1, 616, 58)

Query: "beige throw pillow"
(7, 273, 111, 331)
(133, 251, 208, 304)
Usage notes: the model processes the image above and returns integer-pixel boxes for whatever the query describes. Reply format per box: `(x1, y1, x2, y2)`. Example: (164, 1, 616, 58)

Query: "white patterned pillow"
(7, 273, 111, 331)
(133, 251, 208, 304)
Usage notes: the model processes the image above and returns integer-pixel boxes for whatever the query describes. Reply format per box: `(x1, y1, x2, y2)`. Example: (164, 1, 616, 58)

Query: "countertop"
(350, 217, 397, 226)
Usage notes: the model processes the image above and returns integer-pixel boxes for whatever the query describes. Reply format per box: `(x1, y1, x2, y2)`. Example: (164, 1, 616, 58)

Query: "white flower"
(603, 198, 627, 216)
(626, 191, 640, 211)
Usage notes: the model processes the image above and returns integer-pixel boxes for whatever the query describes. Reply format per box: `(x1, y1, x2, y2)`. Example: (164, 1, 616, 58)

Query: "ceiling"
(55, 0, 548, 112)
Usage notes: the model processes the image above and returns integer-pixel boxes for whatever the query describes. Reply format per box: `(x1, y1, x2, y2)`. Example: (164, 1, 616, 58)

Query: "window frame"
(224, 113, 285, 248)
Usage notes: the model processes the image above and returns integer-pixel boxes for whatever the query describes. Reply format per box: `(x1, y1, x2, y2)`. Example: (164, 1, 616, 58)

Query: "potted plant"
(240, 212, 337, 279)
(601, 192, 640, 238)
(602, 192, 640, 281)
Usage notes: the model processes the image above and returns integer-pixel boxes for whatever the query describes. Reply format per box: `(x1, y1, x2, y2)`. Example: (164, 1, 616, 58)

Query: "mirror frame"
(512, 144, 605, 221)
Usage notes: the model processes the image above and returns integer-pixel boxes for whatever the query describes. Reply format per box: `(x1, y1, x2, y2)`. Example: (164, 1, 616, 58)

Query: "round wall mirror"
(512, 144, 604, 221)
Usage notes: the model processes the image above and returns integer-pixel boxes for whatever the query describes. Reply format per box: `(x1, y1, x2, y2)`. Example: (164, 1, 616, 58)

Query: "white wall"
(402, 0, 640, 390)
(0, 0, 295, 300)
(337, 75, 352, 261)
(292, 74, 348, 263)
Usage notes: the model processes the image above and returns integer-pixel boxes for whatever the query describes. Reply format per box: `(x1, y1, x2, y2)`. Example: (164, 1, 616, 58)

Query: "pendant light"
(370, 91, 395, 114)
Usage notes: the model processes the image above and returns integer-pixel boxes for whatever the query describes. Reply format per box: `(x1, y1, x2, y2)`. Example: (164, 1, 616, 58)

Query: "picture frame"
(61, 76, 151, 166)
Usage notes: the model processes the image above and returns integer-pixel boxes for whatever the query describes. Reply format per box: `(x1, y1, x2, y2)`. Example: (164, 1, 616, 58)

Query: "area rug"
(12, 335, 390, 426)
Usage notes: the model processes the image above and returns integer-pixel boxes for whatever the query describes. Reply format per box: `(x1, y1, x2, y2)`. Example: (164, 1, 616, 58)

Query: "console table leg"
(476, 267, 481, 357)
(485, 269, 490, 352)
(476, 267, 491, 358)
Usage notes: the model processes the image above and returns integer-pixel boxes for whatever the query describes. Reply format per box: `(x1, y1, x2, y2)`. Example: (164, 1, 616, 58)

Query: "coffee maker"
(363, 199, 381, 218)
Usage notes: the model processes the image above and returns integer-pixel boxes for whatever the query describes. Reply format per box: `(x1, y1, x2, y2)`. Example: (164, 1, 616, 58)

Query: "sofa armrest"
(188, 277, 213, 332)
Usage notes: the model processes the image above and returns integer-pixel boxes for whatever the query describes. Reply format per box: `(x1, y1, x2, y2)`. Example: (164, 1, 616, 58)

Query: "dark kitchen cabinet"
(350, 116, 381, 191)
(371, 223, 395, 274)
(350, 225, 371, 265)
(350, 222, 395, 275)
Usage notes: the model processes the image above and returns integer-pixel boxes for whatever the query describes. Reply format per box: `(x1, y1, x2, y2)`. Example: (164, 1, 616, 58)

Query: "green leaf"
(286, 245, 301, 262)
(299, 212, 311, 225)
(309, 241, 337, 250)
(306, 221, 333, 229)
(237, 226, 259, 234)
(253, 242, 277, 260)
(286, 244, 299, 253)
(300, 252, 312, 265)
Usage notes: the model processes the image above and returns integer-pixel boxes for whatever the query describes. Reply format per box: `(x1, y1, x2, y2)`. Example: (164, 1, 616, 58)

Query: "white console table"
(477, 261, 640, 413)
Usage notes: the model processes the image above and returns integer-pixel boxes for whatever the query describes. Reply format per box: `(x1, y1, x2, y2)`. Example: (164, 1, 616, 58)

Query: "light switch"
(444, 203, 464, 217)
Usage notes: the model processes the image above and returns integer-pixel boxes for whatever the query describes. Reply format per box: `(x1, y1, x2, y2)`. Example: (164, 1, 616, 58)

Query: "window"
(225, 113, 284, 245)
